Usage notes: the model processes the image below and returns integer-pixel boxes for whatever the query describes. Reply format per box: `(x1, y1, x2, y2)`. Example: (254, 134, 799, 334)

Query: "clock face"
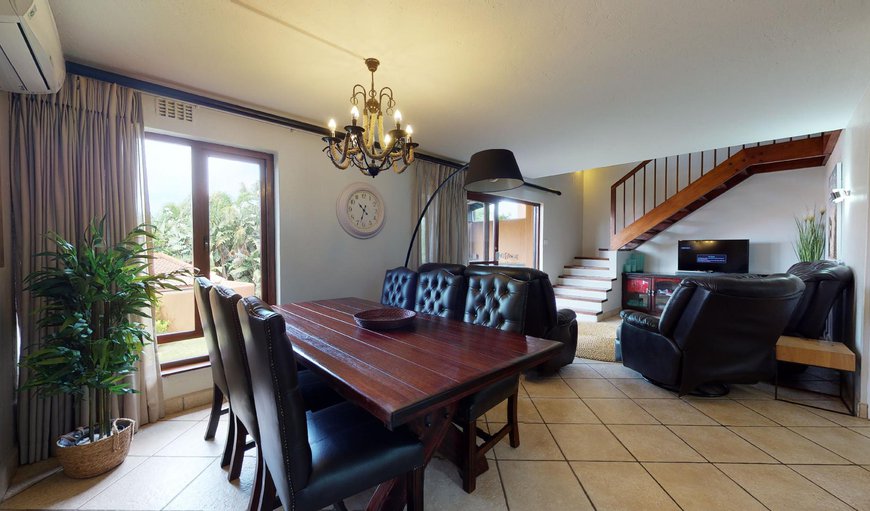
(336, 183, 386, 238)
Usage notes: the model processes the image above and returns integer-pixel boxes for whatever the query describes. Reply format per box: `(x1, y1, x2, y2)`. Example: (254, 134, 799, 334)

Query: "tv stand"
(622, 273, 682, 317)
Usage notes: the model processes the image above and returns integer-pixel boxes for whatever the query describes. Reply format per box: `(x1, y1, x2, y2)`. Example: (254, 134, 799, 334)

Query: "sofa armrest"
(620, 310, 660, 333)
(557, 308, 577, 328)
(536, 308, 579, 375)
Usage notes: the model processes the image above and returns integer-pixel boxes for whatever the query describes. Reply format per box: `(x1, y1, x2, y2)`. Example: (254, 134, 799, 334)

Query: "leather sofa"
(620, 274, 805, 395)
(380, 263, 578, 374)
(785, 261, 853, 340)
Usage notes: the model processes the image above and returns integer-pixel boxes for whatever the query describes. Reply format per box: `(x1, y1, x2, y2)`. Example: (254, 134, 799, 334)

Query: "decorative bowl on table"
(353, 308, 417, 330)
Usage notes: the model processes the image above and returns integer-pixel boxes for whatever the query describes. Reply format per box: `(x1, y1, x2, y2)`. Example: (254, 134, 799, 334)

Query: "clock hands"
(359, 203, 369, 218)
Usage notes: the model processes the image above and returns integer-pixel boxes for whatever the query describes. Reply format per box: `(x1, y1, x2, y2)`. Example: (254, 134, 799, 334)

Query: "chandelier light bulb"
(394, 109, 402, 126)
(351, 105, 360, 120)
(406, 124, 413, 136)
(384, 134, 392, 146)
(328, 118, 336, 136)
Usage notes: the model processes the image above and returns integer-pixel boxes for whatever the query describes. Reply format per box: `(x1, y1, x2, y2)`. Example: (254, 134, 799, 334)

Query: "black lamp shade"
(464, 149, 525, 192)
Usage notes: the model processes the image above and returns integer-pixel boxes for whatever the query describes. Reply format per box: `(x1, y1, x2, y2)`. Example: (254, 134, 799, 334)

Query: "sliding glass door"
(467, 192, 540, 268)
(145, 134, 275, 370)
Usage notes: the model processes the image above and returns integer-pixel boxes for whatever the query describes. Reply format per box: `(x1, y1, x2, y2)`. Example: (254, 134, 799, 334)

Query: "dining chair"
(414, 268, 466, 320)
(237, 296, 426, 511)
(210, 286, 344, 511)
(381, 266, 418, 309)
(192, 277, 233, 467)
(457, 273, 529, 493)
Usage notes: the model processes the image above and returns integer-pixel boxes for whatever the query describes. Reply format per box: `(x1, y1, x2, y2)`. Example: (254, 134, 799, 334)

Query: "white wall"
(486, 172, 583, 281)
(581, 163, 826, 274)
(0, 92, 16, 495)
(142, 95, 414, 304)
(825, 85, 870, 415)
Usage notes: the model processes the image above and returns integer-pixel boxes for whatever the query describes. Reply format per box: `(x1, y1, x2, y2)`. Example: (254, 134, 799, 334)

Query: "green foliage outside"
(20, 219, 187, 443)
(151, 184, 262, 291)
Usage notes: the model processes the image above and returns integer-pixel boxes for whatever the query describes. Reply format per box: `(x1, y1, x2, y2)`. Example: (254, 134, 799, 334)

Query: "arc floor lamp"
(403, 149, 561, 268)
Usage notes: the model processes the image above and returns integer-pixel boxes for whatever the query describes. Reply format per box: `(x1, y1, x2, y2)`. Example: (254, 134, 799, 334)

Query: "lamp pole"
(403, 164, 469, 268)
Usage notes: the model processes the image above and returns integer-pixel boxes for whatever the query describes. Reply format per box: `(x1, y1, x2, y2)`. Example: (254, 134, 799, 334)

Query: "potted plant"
(20, 218, 186, 478)
(794, 207, 826, 262)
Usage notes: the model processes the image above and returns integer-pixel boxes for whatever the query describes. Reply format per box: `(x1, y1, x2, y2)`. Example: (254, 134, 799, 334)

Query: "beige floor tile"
(592, 364, 643, 379)
(584, 398, 658, 424)
(0, 456, 147, 509)
(791, 464, 870, 511)
(549, 424, 633, 461)
(422, 457, 508, 511)
(683, 398, 776, 426)
(127, 420, 197, 456)
(484, 397, 544, 423)
(492, 423, 564, 460)
(164, 457, 255, 510)
(669, 426, 777, 463)
(717, 464, 852, 511)
(558, 364, 604, 379)
(805, 407, 870, 428)
(565, 379, 626, 398)
(634, 399, 718, 425)
(532, 398, 600, 424)
(644, 462, 766, 511)
(728, 384, 775, 400)
(571, 462, 680, 511)
(730, 426, 848, 464)
(609, 378, 678, 399)
(790, 426, 870, 464)
(499, 460, 594, 510)
(164, 404, 214, 421)
(851, 427, 870, 439)
(521, 377, 577, 398)
(609, 425, 704, 462)
(155, 419, 230, 457)
(79, 456, 213, 510)
(737, 400, 838, 426)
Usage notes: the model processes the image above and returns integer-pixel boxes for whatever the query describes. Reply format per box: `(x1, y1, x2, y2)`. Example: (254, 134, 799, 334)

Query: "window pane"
(208, 156, 262, 298)
(158, 337, 207, 365)
(496, 200, 536, 267)
(468, 200, 486, 262)
(146, 139, 195, 336)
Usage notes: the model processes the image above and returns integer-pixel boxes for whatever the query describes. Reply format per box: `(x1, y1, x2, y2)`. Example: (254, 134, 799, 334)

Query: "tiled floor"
(3, 358, 870, 510)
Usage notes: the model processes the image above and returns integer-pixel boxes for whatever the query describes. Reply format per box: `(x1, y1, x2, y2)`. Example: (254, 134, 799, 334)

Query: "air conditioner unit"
(0, 0, 64, 93)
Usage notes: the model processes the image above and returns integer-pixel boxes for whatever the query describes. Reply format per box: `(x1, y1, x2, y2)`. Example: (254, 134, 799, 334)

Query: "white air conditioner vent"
(156, 97, 194, 122)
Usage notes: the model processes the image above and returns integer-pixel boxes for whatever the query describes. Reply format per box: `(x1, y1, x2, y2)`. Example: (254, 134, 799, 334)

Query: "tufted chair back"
(465, 265, 557, 338)
(380, 267, 418, 309)
(194, 277, 229, 398)
(785, 261, 853, 340)
(414, 269, 466, 320)
(418, 262, 467, 276)
(464, 273, 529, 333)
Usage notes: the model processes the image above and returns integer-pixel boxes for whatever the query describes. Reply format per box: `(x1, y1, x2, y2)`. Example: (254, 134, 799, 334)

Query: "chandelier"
(323, 58, 418, 177)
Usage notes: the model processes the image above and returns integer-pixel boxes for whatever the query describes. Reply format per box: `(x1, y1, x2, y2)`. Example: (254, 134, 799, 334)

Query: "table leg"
(366, 405, 457, 511)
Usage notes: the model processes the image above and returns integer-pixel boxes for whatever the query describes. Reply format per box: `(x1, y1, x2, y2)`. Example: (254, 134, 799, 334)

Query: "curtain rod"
(65, 61, 465, 169)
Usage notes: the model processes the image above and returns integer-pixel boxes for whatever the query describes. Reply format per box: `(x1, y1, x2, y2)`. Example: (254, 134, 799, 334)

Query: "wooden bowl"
(353, 308, 417, 330)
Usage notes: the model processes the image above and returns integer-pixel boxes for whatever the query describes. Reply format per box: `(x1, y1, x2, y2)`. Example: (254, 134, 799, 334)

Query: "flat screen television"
(678, 239, 749, 273)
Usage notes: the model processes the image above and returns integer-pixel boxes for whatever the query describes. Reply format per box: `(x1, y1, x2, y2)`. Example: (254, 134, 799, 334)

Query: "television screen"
(677, 239, 749, 273)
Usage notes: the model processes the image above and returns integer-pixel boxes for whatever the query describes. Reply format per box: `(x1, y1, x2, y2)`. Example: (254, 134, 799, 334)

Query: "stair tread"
(564, 265, 609, 270)
(575, 257, 609, 261)
(559, 275, 616, 281)
(571, 310, 604, 316)
(554, 284, 609, 291)
(555, 295, 606, 303)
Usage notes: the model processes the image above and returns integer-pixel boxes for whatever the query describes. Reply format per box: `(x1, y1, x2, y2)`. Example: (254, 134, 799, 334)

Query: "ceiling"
(49, 0, 870, 178)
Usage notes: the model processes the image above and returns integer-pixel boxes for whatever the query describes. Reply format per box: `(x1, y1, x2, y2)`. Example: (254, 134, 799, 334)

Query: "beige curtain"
(410, 160, 469, 268)
(11, 75, 163, 464)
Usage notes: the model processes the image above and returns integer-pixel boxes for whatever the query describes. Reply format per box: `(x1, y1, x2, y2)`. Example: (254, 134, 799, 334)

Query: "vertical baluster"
(676, 154, 680, 192)
(611, 183, 617, 236)
(622, 183, 626, 229)
(664, 157, 668, 201)
(643, 166, 646, 215)
(653, 159, 657, 207)
(714, 148, 717, 168)
(632, 174, 636, 222)
(701, 151, 704, 176)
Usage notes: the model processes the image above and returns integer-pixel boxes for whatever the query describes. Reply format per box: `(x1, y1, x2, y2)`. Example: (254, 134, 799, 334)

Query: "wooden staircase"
(554, 250, 628, 322)
(610, 131, 841, 250)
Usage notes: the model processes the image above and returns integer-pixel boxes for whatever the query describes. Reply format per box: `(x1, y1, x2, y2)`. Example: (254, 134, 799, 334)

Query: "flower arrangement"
(794, 207, 826, 262)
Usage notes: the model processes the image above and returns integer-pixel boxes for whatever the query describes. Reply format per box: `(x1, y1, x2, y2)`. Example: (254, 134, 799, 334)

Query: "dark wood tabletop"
(274, 297, 562, 429)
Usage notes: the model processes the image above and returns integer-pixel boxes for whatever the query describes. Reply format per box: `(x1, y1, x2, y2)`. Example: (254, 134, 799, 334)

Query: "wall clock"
(336, 182, 386, 239)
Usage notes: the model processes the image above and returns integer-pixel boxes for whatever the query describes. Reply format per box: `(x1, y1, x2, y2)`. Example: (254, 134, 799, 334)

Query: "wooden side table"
(774, 335, 856, 414)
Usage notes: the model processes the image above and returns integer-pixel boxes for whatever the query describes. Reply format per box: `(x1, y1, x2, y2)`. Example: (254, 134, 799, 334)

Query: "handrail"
(609, 133, 828, 237)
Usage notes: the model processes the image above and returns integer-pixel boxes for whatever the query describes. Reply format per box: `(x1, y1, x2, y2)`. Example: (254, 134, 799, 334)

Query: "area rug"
(575, 317, 621, 362)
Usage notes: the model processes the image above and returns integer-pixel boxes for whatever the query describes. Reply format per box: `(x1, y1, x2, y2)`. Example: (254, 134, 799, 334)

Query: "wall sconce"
(831, 188, 851, 203)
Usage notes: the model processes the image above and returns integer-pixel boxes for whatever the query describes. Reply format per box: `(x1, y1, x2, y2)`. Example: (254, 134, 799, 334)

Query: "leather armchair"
(414, 269, 466, 320)
(785, 261, 853, 340)
(456, 273, 528, 493)
(620, 274, 805, 396)
(238, 297, 426, 511)
(380, 267, 418, 309)
(193, 277, 231, 457)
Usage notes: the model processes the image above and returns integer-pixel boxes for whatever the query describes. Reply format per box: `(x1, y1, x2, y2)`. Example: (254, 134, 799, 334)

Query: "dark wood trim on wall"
(67, 61, 465, 169)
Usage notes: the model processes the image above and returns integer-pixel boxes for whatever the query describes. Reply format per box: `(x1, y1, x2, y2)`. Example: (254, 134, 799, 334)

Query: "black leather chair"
(210, 286, 343, 510)
(620, 274, 805, 396)
(414, 269, 466, 320)
(456, 273, 528, 493)
(237, 296, 426, 511)
(381, 266, 418, 309)
(785, 261, 854, 340)
(192, 277, 231, 466)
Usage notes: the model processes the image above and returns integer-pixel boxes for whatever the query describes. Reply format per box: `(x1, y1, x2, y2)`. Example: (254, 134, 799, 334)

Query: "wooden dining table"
(274, 297, 562, 511)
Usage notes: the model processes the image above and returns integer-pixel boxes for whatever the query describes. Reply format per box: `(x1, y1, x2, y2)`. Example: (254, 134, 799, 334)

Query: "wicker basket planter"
(56, 418, 135, 479)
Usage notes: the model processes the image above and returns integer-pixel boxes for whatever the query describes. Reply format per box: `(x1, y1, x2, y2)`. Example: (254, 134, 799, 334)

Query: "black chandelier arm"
(403, 164, 469, 268)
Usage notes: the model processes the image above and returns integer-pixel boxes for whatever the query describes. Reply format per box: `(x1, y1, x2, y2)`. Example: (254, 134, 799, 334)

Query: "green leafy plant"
(794, 207, 826, 262)
(20, 218, 187, 443)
